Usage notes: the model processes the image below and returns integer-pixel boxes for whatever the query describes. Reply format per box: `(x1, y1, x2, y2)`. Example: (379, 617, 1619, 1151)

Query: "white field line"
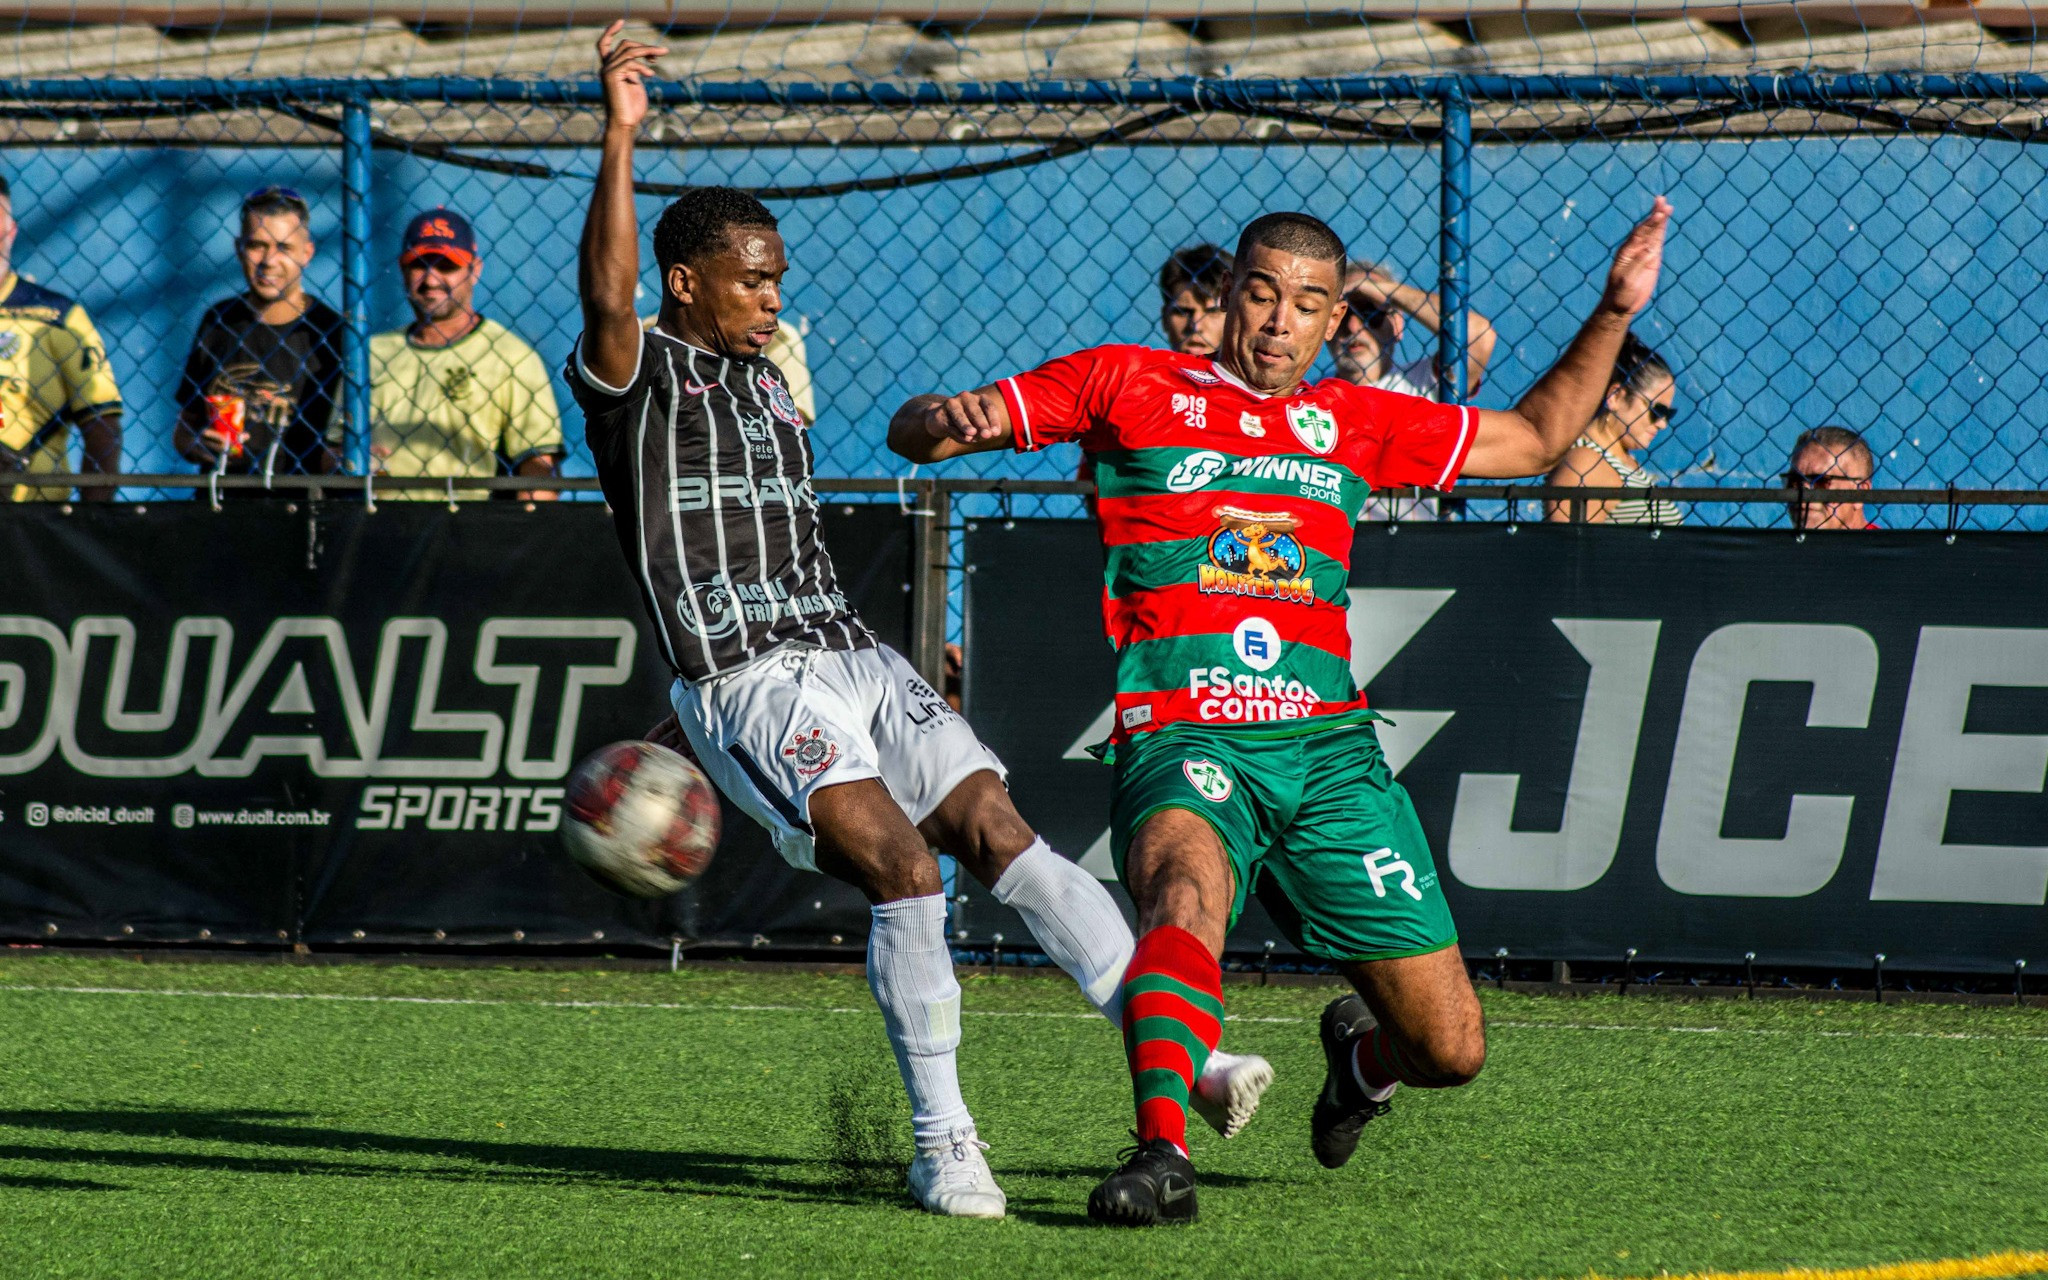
(1, 983, 2046, 1043)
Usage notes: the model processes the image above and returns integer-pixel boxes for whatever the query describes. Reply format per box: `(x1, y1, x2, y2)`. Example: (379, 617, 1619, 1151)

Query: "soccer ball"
(562, 741, 721, 897)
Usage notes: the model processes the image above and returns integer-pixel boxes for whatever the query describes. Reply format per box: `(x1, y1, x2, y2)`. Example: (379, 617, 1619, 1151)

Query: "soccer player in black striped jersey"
(569, 23, 1273, 1220)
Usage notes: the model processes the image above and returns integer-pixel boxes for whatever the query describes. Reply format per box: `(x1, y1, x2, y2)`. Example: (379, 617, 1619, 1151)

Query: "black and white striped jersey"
(569, 327, 876, 683)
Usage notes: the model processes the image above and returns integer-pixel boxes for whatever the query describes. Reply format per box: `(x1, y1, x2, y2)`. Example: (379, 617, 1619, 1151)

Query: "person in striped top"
(891, 199, 1672, 1225)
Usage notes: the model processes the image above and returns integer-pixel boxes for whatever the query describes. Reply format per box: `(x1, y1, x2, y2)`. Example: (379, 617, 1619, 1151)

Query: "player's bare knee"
(1416, 1028, 1486, 1087)
(921, 771, 1034, 884)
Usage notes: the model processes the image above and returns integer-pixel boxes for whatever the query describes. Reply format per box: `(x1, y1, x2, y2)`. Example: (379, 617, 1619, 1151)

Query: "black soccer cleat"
(1087, 1135, 1199, 1226)
(1311, 993, 1394, 1170)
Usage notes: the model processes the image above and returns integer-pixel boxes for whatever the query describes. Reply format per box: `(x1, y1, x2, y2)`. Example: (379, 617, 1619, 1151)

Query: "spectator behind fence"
(175, 186, 345, 486)
(370, 208, 563, 500)
(1158, 244, 1232, 357)
(0, 174, 123, 502)
(1544, 333, 1682, 526)
(1330, 259, 1498, 521)
(1787, 425, 1878, 531)
(1081, 243, 1238, 497)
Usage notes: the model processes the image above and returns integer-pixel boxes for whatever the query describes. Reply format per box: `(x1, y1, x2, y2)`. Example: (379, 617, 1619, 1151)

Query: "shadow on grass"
(0, 1171, 124, 1191)
(0, 1107, 883, 1206)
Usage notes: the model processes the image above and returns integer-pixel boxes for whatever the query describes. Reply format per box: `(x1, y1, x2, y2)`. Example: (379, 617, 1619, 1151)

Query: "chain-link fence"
(1, 60, 2045, 526)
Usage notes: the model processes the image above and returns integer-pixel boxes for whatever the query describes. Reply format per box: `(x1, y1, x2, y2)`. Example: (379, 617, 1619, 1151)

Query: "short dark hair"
(1611, 332, 1673, 396)
(1159, 244, 1233, 304)
(1235, 212, 1346, 271)
(654, 187, 778, 279)
(1791, 424, 1876, 476)
(0, 173, 10, 200)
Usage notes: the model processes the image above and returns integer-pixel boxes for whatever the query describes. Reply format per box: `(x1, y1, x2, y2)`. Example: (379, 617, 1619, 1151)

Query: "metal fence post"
(341, 94, 374, 494)
(1438, 80, 1472, 407)
(908, 479, 950, 690)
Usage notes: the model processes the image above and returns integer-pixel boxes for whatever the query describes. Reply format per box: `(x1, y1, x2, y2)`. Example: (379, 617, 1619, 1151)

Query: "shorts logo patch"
(1364, 847, 1423, 901)
(1232, 616, 1282, 672)
(783, 728, 840, 778)
(1182, 758, 1233, 803)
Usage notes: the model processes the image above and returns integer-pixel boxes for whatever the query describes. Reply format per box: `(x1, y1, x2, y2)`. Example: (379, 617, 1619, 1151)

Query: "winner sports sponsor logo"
(1200, 506, 1315, 604)
(1163, 451, 1347, 504)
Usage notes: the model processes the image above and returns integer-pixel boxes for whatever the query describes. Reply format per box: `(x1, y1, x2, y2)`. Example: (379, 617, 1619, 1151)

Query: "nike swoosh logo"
(683, 381, 718, 395)
(1160, 1181, 1192, 1204)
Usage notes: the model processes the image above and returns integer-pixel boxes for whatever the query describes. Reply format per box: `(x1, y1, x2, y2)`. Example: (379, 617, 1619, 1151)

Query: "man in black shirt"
(567, 23, 1272, 1222)
(175, 186, 344, 481)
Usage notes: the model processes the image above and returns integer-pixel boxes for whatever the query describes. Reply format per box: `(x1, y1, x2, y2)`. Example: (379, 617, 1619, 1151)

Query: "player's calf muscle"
(1126, 809, 1235, 952)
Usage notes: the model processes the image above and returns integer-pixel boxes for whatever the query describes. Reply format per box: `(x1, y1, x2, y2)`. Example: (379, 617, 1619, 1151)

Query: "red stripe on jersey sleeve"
(1096, 490, 1357, 559)
(1000, 345, 1145, 454)
(1338, 384, 1479, 491)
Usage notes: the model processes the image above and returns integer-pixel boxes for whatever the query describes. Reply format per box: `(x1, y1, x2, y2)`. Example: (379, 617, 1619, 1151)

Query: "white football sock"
(991, 838, 1135, 1022)
(868, 893, 973, 1146)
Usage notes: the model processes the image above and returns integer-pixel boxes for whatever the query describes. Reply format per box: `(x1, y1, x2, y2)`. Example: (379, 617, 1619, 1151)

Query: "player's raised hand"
(596, 19, 670, 132)
(1601, 196, 1672, 318)
(925, 389, 1003, 445)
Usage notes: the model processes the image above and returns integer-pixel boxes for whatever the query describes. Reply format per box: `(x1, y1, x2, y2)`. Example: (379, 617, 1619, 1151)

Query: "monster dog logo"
(1199, 505, 1316, 604)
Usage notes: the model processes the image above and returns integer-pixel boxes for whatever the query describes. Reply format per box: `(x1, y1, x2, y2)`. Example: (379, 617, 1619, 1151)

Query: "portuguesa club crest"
(1286, 402, 1338, 455)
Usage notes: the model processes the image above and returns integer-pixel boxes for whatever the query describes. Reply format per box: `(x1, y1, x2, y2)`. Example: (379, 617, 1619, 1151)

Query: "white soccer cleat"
(907, 1127, 1007, 1219)
(1191, 1050, 1275, 1139)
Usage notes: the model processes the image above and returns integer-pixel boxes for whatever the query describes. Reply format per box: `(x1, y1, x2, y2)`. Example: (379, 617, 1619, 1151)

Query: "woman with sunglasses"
(1544, 332, 1681, 525)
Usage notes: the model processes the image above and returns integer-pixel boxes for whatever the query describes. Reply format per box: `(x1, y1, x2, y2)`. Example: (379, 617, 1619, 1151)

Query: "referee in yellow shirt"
(0, 175, 123, 502)
(370, 208, 563, 501)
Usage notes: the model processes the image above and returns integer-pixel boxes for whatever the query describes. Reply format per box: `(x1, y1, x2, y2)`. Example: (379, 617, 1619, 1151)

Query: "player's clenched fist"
(922, 390, 1003, 445)
(596, 19, 670, 132)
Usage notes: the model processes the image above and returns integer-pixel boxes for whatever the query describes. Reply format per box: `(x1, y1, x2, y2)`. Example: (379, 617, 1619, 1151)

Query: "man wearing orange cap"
(369, 207, 563, 500)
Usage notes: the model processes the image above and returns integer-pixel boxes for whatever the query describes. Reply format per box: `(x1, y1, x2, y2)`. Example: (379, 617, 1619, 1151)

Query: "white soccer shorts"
(671, 643, 1007, 871)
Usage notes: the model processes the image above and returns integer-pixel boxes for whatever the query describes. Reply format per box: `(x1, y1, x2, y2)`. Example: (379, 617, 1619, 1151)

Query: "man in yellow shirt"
(0, 175, 124, 502)
(370, 208, 563, 500)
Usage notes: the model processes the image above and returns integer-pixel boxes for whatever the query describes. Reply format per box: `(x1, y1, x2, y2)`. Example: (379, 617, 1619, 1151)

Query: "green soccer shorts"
(1108, 712, 1457, 963)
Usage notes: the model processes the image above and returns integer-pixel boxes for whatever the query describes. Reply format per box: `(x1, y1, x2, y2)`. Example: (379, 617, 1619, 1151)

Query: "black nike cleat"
(1087, 1136, 1199, 1226)
(1311, 993, 1394, 1170)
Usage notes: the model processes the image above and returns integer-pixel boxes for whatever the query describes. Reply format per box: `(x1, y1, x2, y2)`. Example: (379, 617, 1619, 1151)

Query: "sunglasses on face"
(1620, 385, 1674, 426)
(1785, 470, 1869, 489)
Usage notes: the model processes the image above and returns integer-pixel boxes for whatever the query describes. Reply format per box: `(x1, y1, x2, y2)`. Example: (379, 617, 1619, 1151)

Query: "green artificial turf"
(0, 953, 2043, 1280)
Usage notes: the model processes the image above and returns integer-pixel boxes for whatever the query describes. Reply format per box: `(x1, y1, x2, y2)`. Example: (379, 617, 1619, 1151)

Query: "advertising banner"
(0, 502, 907, 950)
(963, 520, 2048, 973)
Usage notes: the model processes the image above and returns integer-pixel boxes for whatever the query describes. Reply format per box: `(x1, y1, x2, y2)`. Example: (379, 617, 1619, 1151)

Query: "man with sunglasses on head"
(176, 186, 345, 486)
(1786, 425, 1878, 531)
(1328, 258, 1497, 520)
(370, 208, 563, 501)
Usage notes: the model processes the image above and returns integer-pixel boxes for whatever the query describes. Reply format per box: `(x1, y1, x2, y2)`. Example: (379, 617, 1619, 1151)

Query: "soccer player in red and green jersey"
(889, 199, 1672, 1225)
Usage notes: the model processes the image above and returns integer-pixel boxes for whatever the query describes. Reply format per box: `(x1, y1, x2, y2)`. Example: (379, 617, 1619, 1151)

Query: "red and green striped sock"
(1121, 925, 1223, 1154)
(1352, 1022, 1436, 1092)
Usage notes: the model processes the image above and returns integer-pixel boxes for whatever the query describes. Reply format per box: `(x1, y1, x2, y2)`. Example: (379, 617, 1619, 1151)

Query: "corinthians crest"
(759, 370, 804, 427)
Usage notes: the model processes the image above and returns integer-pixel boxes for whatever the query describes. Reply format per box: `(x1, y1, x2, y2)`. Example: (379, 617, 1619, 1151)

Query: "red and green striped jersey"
(1000, 344, 1476, 745)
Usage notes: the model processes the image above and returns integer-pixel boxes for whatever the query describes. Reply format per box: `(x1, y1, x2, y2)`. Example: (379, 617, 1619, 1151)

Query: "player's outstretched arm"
(1461, 196, 1672, 479)
(579, 20, 670, 390)
(887, 385, 1014, 463)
